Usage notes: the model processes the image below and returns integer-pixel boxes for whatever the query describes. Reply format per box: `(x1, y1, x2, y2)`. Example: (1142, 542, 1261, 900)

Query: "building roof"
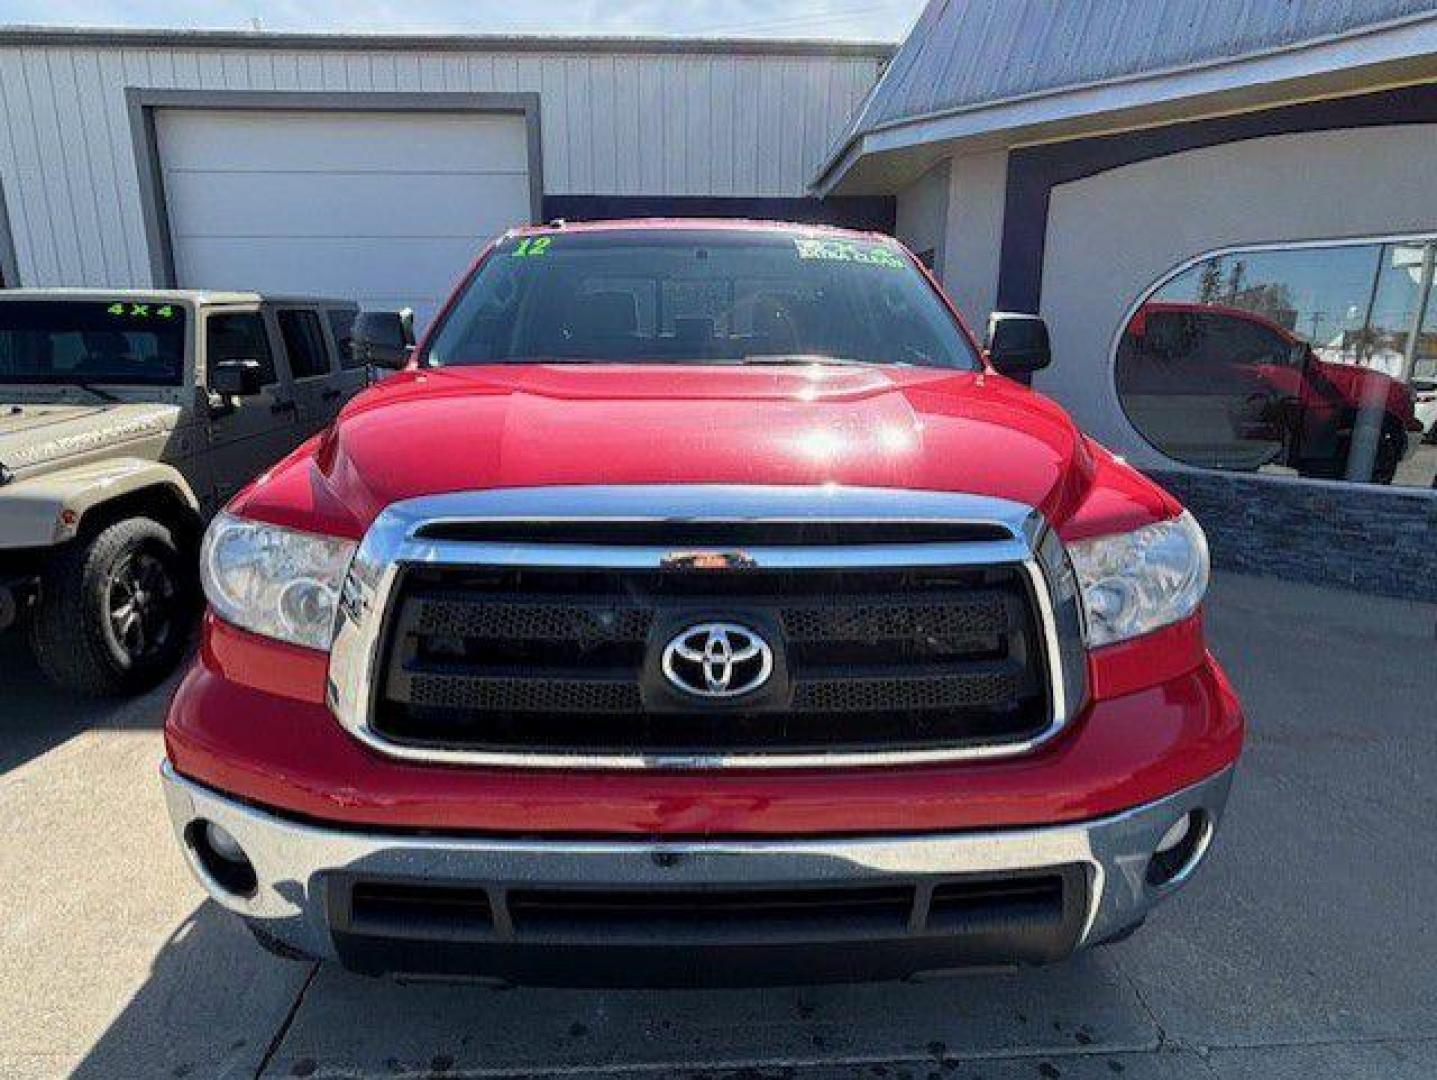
(0, 24, 893, 59)
(816, 0, 1437, 192)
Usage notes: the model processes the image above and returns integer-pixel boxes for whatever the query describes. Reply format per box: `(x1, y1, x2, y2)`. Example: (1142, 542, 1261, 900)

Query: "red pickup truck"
(162, 220, 1243, 985)
(1119, 300, 1422, 483)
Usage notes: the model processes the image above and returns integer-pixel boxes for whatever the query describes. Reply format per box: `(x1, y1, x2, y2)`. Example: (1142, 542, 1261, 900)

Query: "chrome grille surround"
(327, 485, 1088, 770)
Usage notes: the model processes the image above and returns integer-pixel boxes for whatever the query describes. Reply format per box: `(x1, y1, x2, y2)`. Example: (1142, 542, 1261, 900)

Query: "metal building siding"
(0, 40, 884, 288)
(854, 0, 1437, 135)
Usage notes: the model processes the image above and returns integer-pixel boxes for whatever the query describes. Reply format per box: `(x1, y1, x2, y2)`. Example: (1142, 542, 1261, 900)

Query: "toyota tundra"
(162, 220, 1244, 985)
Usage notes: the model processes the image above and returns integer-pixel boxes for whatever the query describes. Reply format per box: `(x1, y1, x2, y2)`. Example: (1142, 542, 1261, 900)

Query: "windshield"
(0, 301, 188, 387)
(425, 229, 980, 370)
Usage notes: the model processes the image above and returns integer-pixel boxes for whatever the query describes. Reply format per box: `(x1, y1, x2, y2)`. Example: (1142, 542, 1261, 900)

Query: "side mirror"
(210, 359, 264, 397)
(986, 312, 1052, 376)
(351, 311, 414, 370)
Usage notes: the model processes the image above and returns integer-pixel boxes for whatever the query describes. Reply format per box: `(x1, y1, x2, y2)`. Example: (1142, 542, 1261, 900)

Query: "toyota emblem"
(661, 622, 774, 699)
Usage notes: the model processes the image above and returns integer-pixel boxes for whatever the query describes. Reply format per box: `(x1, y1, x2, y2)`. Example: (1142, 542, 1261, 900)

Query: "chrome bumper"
(162, 762, 1234, 977)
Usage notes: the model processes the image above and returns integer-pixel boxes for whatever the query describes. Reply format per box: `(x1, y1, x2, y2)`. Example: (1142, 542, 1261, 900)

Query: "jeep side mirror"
(986, 312, 1052, 376)
(351, 311, 414, 370)
(210, 359, 264, 397)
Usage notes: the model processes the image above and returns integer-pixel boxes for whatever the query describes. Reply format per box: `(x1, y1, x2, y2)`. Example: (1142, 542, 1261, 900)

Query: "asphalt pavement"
(1, 572, 1434, 1079)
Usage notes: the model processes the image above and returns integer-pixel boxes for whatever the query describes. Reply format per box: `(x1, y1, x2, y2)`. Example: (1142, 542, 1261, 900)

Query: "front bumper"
(162, 761, 1234, 985)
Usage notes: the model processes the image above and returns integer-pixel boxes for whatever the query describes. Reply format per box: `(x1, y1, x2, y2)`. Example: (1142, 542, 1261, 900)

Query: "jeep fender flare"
(0, 458, 202, 549)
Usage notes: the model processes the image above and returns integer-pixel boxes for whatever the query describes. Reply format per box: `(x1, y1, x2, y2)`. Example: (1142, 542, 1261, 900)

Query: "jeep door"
(202, 307, 302, 503)
(274, 306, 344, 437)
(323, 305, 370, 403)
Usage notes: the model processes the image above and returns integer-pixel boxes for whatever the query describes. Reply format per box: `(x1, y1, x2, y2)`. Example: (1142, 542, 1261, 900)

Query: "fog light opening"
(186, 819, 258, 898)
(1146, 810, 1212, 889)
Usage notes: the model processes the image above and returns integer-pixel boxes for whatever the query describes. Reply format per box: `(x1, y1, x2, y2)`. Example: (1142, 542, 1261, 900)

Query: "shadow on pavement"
(70, 902, 1159, 1077)
(0, 635, 183, 777)
(68, 902, 314, 1080)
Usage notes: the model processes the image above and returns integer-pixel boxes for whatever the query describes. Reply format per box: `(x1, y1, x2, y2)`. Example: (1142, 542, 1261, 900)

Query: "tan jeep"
(0, 289, 369, 695)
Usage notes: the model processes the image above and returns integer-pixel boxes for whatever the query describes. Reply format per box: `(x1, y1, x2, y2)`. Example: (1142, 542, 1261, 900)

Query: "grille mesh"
(413, 596, 653, 643)
(408, 674, 642, 715)
(793, 670, 1023, 714)
(780, 597, 1007, 643)
(375, 563, 1048, 757)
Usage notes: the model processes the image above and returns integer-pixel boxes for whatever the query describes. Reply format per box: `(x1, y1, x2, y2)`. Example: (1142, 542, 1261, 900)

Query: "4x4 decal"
(105, 302, 177, 319)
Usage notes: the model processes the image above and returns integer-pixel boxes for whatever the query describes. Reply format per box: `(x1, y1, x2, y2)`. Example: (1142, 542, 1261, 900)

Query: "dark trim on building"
(0, 178, 19, 287)
(1151, 469, 1437, 603)
(126, 93, 176, 288)
(543, 195, 897, 233)
(0, 25, 893, 58)
(125, 89, 544, 288)
(996, 82, 1437, 313)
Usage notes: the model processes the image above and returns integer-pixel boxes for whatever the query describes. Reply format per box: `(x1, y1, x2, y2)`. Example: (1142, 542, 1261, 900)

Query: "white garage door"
(155, 109, 533, 326)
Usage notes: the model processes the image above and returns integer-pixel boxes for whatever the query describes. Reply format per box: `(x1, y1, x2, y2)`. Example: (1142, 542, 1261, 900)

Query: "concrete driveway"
(1, 573, 1434, 1079)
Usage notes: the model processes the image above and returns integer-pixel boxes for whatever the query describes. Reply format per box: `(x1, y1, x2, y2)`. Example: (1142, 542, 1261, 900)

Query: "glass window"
(1116, 238, 1436, 490)
(207, 312, 276, 386)
(328, 310, 361, 370)
(278, 309, 331, 379)
(425, 229, 980, 371)
(0, 300, 187, 386)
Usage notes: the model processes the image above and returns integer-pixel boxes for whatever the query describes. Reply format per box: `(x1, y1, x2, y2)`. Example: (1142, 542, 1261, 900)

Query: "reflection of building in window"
(1116, 237, 1435, 490)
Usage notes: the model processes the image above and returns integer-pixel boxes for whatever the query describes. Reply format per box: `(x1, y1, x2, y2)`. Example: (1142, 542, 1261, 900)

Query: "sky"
(0, 0, 927, 40)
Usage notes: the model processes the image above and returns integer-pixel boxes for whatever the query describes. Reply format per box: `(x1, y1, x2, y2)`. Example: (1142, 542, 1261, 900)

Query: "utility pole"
(1345, 242, 1435, 483)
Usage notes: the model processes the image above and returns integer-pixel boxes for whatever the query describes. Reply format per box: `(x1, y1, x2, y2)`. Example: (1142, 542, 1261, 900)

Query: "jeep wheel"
(29, 516, 196, 696)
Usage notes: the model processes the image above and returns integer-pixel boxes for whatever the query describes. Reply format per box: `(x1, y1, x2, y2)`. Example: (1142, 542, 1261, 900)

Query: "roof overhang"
(0, 24, 894, 59)
(815, 9, 1437, 195)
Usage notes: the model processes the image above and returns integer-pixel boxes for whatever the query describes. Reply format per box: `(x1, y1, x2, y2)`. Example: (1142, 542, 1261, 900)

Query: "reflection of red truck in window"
(1120, 301, 1422, 483)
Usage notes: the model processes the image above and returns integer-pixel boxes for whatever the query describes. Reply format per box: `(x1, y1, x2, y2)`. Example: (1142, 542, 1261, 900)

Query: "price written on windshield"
(510, 236, 553, 258)
(793, 238, 905, 269)
(106, 303, 177, 319)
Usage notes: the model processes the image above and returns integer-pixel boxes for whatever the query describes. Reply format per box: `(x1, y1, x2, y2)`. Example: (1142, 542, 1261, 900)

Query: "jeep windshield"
(0, 300, 187, 387)
(425, 229, 981, 370)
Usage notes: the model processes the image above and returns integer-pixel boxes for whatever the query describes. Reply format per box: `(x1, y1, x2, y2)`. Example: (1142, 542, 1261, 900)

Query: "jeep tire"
(29, 516, 195, 696)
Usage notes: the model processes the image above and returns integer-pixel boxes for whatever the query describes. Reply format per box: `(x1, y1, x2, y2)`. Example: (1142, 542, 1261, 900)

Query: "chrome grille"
(373, 564, 1044, 756)
(326, 486, 1088, 769)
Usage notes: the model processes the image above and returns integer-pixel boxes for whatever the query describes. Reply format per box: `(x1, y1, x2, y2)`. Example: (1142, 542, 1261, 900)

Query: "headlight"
(200, 512, 357, 650)
(1067, 511, 1209, 647)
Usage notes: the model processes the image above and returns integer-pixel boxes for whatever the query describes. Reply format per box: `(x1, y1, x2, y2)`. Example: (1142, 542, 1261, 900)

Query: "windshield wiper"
(737, 354, 898, 368)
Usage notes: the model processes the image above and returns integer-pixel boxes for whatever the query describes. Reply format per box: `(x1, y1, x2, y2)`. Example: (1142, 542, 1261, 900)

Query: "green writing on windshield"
(511, 236, 553, 258)
(793, 238, 905, 269)
(106, 302, 177, 318)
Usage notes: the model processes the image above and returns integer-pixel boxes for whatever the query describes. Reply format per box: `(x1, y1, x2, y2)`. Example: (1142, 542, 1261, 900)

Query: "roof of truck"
(508, 218, 891, 242)
(0, 288, 357, 306)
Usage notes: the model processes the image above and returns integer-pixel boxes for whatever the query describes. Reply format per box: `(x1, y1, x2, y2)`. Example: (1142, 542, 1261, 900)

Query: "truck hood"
(0, 402, 181, 476)
(287, 364, 1103, 533)
(1307, 359, 1420, 428)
